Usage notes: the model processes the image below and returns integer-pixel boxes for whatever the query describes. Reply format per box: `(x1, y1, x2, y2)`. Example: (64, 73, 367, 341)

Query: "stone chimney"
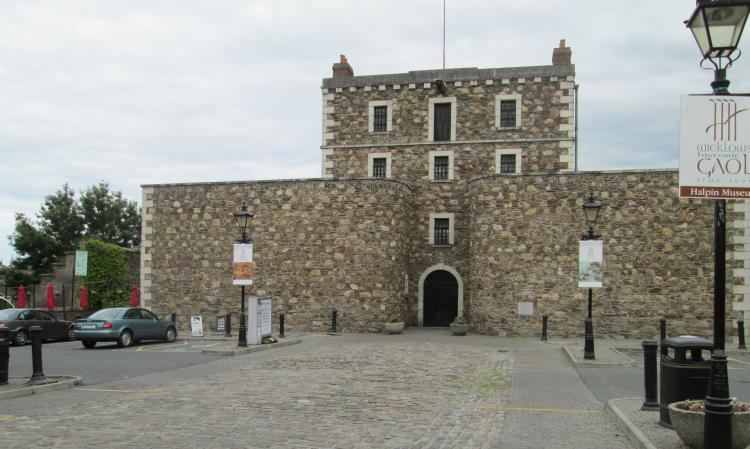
(552, 39, 572, 65)
(332, 54, 353, 78)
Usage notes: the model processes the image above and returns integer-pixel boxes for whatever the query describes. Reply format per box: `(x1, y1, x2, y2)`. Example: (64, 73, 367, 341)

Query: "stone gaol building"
(140, 41, 748, 338)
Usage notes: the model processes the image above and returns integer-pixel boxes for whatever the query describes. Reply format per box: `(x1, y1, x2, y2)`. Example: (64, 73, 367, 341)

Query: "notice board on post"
(247, 297, 272, 345)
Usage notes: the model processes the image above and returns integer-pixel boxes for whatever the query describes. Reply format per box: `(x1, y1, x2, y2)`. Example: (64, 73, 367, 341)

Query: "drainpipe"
(573, 84, 578, 171)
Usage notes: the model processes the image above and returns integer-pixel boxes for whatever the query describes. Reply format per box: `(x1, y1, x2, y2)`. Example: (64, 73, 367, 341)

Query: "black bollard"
(329, 310, 337, 334)
(659, 318, 667, 357)
(29, 326, 46, 383)
(0, 327, 9, 386)
(225, 313, 232, 338)
(739, 320, 746, 350)
(642, 340, 659, 411)
(279, 313, 285, 338)
(170, 312, 177, 324)
(541, 315, 548, 341)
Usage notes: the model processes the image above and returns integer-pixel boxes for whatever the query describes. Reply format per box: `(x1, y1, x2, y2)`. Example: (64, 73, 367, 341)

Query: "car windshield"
(0, 309, 18, 320)
(88, 309, 123, 320)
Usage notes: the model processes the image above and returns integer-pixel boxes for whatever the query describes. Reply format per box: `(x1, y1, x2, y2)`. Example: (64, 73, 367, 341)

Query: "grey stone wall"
(468, 170, 737, 339)
(143, 179, 412, 333)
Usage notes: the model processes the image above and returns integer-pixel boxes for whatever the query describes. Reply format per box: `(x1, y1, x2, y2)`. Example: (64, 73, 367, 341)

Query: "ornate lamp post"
(581, 194, 602, 360)
(233, 202, 255, 347)
(685, 2, 750, 448)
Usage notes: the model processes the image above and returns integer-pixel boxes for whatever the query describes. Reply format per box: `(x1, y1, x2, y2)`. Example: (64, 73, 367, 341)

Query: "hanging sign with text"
(232, 243, 254, 285)
(679, 95, 750, 199)
(75, 250, 88, 276)
(578, 240, 603, 288)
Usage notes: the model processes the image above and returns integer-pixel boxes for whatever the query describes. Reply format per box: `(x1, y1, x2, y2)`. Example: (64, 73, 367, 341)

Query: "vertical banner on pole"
(233, 244, 254, 285)
(578, 240, 603, 288)
(74, 251, 88, 276)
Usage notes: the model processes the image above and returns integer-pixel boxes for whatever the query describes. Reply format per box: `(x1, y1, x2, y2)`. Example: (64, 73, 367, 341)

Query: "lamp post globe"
(685, 2, 750, 447)
(233, 202, 255, 348)
(581, 193, 602, 361)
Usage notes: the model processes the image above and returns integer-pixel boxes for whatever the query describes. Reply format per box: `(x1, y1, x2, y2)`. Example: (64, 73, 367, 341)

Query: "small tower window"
(434, 218, 450, 245)
(372, 157, 387, 178)
(500, 154, 517, 174)
(500, 100, 517, 127)
(373, 106, 388, 132)
(434, 156, 449, 180)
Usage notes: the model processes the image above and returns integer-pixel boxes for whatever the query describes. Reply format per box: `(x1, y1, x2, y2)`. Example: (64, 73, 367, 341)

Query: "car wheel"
(14, 329, 28, 346)
(117, 330, 133, 348)
(82, 340, 96, 349)
(66, 327, 76, 341)
(165, 327, 177, 343)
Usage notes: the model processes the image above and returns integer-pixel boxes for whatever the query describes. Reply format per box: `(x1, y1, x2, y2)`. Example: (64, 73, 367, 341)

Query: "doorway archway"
(418, 264, 464, 326)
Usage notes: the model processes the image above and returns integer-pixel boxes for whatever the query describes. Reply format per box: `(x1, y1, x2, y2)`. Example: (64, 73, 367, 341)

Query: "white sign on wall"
(517, 302, 534, 316)
(579, 240, 603, 288)
(679, 95, 750, 199)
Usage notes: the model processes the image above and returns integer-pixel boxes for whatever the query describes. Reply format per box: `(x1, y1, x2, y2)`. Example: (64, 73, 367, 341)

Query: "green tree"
(80, 182, 141, 248)
(9, 182, 141, 276)
(9, 213, 61, 274)
(78, 239, 131, 309)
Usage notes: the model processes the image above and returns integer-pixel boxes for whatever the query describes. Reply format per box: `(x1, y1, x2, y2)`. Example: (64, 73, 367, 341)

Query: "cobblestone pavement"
(1, 337, 512, 449)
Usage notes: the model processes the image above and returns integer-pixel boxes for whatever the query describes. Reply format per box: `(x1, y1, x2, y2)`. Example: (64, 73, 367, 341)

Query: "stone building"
(141, 41, 747, 338)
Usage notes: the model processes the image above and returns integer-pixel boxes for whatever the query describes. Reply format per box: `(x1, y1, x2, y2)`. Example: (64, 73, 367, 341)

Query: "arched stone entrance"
(418, 264, 464, 327)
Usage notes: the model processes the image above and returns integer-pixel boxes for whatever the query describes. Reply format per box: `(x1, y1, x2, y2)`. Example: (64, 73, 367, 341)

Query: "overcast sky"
(2, 0, 749, 265)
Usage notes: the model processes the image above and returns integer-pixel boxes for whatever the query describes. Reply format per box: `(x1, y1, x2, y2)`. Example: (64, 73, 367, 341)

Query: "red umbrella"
(17, 284, 26, 308)
(130, 285, 139, 307)
(80, 287, 88, 309)
(46, 284, 54, 310)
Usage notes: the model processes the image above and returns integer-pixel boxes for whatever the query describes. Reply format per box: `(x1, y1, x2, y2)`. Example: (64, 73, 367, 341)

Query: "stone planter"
(384, 322, 404, 335)
(450, 323, 469, 336)
(668, 401, 750, 449)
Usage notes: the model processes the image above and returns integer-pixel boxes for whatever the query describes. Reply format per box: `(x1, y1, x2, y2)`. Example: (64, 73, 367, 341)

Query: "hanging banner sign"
(679, 95, 750, 199)
(190, 316, 204, 337)
(579, 240, 603, 288)
(75, 250, 88, 276)
(232, 243, 254, 285)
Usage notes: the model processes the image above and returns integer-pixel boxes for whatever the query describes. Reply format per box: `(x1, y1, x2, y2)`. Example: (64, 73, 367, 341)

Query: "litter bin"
(659, 335, 713, 427)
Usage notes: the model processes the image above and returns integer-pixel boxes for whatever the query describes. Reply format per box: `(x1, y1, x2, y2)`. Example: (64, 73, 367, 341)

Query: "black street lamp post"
(685, 2, 750, 448)
(582, 194, 602, 361)
(233, 202, 255, 348)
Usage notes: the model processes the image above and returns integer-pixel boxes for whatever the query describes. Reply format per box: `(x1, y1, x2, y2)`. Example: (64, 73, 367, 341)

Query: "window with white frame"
(495, 149, 522, 174)
(495, 94, 522, 129)
(429, 150, 454, 181)
(368, 152, 392, 178)
(368, 100, 393, 133)
(428, 97, 456, 141)
(429, 213, 455, 246)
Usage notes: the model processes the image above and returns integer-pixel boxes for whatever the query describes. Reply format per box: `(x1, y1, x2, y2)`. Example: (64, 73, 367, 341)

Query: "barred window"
(372, 157, 387, 178)
(434, 156, 449, 180)
(500, 154, 517, 174)
(500, 100, 517, 127)
(373, 106, 388, 132)
(434, 218, 450, 245)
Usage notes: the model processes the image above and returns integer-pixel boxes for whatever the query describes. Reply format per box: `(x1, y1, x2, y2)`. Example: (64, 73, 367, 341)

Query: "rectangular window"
(433, 103, 452, 141)
(434, 156, 449, 180)
(373, 105, 388, 132)
(372, 157, 387, 178)
(500, 100, 516, 127)
(434, 218, 450, 245)
(500, 154, 517, 174)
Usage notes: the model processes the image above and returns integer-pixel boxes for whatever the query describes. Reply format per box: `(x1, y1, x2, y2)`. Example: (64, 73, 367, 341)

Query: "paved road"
(576, 347, 750, 405)
(1, 331, 636, 449)
(7, 339, 217, 386)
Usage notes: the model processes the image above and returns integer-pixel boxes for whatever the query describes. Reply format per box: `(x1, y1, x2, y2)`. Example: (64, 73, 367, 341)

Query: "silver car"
(74, 307, 177, 348)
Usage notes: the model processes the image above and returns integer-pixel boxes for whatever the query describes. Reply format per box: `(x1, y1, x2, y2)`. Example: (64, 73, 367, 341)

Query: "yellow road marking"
(506, 407, 603, 414)
(78, 387, 161, 394)
(136, 346, 144, 352)
(0, 415, 14, 421)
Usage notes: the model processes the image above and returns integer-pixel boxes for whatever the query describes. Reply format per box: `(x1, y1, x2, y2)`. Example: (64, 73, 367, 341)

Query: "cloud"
(1, 0, 749, 263)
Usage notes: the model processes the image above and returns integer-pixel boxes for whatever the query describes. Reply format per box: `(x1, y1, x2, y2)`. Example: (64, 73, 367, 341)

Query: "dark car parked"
(0, 308, 76, 345)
